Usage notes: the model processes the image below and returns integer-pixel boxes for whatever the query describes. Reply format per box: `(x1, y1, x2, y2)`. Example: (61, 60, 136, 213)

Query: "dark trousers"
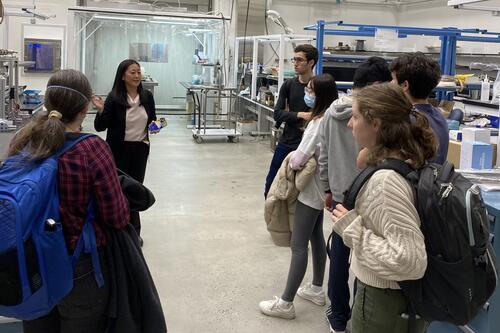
(327, 231, 352, 331)
(23, 253, 109, 333)
(264, 142, 296, 198)
(352, 281, 427, 333)
(114, 141, 149, 235)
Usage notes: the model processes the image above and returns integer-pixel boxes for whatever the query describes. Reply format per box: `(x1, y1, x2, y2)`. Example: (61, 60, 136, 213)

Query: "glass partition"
(73, 12, 224, 109)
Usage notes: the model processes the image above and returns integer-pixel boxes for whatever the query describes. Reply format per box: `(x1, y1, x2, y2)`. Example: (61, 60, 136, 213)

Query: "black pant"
(327, 232, 351, 331)
(326, 200, 352, 331)
(23, 253, 109, 333)
(114, 141, 150, 235)
(264, 143, 296, 198)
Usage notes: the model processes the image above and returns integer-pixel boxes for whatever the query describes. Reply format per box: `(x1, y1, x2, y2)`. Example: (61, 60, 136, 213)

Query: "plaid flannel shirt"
(58, 135, 129, 250)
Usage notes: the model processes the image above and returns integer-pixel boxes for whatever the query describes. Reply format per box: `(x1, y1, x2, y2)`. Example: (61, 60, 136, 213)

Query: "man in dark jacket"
(264, 44, 318, 198)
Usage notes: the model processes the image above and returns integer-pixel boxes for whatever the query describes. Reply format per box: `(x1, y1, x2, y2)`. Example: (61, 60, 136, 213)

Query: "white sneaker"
(329, 322, 345, 333)
(330, 328, 345, 333)
(297, 283, 326, 306)
(259, 296, 296, 319)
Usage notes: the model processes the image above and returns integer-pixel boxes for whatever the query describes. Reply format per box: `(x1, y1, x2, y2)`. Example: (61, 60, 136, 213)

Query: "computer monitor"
(23, 39, 62, 73)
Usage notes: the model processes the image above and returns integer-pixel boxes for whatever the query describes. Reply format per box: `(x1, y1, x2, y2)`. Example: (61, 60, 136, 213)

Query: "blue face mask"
(304, 93, 315, 108)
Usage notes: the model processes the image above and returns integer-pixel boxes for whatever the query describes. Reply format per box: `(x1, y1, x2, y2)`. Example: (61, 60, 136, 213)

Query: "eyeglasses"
(291, 57, 307, 64)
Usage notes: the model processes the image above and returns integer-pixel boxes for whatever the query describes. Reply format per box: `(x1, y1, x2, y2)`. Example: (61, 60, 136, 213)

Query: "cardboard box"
(447, 140, 462, 167)
(460, 141, 493, 169)
(236, 120, 257, 135)
(447, 140, 498, 168)
(462, 128, 490, 144)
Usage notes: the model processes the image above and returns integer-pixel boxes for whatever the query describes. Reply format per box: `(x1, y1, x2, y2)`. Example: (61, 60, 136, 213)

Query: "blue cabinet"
(428, 191, 500, 333)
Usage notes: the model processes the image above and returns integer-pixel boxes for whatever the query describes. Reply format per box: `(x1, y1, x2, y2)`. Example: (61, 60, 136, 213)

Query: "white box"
(462, 128, 490, 144)
(449, 130, 462, 141)
(460, 141, 493, 169)
(236, 121, 257, 135)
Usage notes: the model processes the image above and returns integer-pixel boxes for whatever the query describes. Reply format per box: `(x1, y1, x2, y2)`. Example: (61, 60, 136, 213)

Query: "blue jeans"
(264, 143, 296, 198)
(327, 201, 351, 331)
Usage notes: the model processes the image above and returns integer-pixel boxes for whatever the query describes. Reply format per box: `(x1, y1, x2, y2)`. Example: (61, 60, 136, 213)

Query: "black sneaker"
(325, 305, 347, 333)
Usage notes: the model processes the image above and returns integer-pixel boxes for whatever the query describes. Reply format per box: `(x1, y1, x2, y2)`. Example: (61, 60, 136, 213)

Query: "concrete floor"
(0, 115, 334, 333)
(139, 116, 334, 333)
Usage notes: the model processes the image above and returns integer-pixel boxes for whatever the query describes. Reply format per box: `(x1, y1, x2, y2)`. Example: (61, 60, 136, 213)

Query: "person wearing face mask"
(93, 59, 157, 243)
(264, 44, 318, 199)
(260, 74, 338, 320)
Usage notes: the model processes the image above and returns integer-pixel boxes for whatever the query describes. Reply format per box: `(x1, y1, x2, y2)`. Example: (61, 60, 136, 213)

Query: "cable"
(240, 0, 251, 89)
(219, 0, 236, 87)
(0, 0, 4, 25)
(264, 0, 279, 64)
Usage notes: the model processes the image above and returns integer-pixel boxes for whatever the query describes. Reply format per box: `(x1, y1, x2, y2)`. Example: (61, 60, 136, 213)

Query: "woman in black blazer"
(93, 59, 156, 240)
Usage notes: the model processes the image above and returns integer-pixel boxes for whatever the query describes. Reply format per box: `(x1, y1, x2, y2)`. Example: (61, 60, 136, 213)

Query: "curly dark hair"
(390, 52, 441, 99)
(294, 44, 319, 69)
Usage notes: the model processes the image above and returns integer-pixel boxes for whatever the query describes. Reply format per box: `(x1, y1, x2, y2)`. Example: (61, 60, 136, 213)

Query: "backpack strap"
(343, 159, 414, 210)
(72, 199, 105, 288)
(438, 161, 454, 182)
(56, 133, 96, 157)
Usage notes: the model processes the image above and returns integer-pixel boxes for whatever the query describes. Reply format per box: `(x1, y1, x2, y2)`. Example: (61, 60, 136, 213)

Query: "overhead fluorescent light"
(94, 15, 147, 22)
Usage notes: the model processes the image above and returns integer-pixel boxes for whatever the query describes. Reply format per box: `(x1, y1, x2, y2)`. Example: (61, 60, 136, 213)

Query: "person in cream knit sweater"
(331, 83, 437, 333)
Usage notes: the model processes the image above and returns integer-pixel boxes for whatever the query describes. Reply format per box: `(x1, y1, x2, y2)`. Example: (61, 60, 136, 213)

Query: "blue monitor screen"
(24, 39, 61, 73)
(26, 43, 54, 71)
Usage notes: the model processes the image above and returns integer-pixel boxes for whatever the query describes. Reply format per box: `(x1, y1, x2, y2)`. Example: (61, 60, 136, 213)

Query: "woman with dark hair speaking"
(93, 59, 156, 243)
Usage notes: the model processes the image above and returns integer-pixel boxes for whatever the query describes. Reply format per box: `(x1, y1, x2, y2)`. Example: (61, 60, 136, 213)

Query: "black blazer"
(94, 89, 156, 158)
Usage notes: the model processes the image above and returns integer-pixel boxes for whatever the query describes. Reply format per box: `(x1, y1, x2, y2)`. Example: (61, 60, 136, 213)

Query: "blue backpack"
(0, 134, 104, 320)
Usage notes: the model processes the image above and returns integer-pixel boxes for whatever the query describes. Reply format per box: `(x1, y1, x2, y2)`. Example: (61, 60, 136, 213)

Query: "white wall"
(271, 0, 399, 49)
(399, 0, 500, 54)
(1, 0, 77, 91)
(268, 0, 500, 55)
(261, 0, 399, 69)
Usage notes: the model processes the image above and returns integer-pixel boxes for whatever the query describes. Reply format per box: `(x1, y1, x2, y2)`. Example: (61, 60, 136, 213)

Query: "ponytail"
(8, 110, 65, 160)
(7, 69, 92, 161)
(410, 110, 438, 165)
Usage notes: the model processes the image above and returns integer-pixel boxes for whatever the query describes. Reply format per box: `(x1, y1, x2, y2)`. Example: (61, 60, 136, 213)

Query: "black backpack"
(343, 159, 498, 327)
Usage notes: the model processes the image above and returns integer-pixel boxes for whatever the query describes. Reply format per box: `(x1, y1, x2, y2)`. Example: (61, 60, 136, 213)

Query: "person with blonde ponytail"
(9, 69, 130, 333)
(331, 83, 437, 333)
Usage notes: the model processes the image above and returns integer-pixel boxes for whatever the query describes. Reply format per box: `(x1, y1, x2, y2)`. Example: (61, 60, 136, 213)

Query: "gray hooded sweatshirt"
(318, 95, 361, 203)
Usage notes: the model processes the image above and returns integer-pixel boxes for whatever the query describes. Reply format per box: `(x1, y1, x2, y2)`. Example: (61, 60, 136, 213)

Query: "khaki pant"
(351, 281, 428, 333)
